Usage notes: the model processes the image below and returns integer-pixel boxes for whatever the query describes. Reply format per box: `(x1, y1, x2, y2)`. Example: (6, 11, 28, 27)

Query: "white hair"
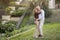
(36, 5, 41, 10)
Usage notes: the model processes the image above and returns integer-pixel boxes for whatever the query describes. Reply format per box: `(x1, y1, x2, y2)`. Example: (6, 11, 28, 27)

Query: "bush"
(19, 4, 27, 7)
(42, 6, 52, 18)
(11, 10, 25, 17)
(9, 2, 15, 5)
(41, 2, 52, 18)
(0, 21, 17, 37)
(0, 23, 5, 33)
(5, 7, 12, 15)
(0, 21, 17, 33)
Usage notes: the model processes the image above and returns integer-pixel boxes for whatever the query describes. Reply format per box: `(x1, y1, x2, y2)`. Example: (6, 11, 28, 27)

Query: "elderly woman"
(34, 5, 45, 38)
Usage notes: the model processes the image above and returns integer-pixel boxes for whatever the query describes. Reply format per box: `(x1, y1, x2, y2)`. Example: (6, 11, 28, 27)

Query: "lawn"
(10, 23, 60, 40)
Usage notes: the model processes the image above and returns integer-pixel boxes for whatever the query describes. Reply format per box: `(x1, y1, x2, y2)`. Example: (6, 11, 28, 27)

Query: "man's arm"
(38, 9, 45, 20)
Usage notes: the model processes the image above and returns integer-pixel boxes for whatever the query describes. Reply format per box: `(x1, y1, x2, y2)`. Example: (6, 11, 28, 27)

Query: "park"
(0, 0, 60, 40)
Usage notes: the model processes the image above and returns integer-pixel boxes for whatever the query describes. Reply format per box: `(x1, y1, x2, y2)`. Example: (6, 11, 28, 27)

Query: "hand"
(36, 19, 39, 21)
(36, 19, 39, 20)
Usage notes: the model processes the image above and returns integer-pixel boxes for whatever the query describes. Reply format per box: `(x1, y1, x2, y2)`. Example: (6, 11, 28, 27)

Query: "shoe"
(33, 35, 39, 38)
(38, 35, 44, 38)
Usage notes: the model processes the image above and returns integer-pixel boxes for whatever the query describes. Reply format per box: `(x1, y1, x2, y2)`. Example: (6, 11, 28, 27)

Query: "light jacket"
(38, 9, 45, 20)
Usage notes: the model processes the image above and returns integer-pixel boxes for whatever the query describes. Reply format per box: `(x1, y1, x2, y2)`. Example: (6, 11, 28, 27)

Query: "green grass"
(10, 25, 35, 36)
(10, 23, 60, 40)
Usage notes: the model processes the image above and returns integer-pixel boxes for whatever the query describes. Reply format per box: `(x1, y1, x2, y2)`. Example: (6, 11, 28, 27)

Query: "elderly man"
(34, 5, 45, 38)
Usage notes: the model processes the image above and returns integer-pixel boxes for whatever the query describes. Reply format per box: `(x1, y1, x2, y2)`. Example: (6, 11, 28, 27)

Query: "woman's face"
(35, 8, 41, 13)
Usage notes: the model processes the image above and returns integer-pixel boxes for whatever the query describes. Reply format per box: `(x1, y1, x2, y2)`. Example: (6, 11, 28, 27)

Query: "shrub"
(9, 2, 15, 5)
(0, 21, 17, 33)
(41, 1, 52, 18)
(5, 7, 12, 15)
(18, 4, 27, 7)
(11, 10, 25, 17)
(0, 23, 5, 33)
(42, 5, 52, 18)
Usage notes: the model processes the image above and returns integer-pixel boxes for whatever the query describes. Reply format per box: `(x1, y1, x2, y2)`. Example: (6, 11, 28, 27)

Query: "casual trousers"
(34, 19, 44, 37)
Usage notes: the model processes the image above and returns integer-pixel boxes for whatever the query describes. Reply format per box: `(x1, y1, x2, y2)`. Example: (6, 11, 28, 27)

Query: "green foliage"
(11, 23, 60, 40)
(0, 21, 17, 33)
(0, 21, 17, 37)
(11, 10, 25, 17)
(0, 23, 5, 33)
(19, 4, 27, 7)
(9, 2, 15, 5)
(10, 25, 34, 37)
(56, 0, 60, 3)
(33, 0, 52, 18)
(20, 9, 32, 28)
(5, 7, 12, 15)
(0, 0, 16, 6)
(42, 4, 52, 18)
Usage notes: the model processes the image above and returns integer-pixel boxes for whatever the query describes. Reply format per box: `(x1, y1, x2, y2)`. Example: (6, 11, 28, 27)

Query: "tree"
(56, 0, 60, 4)
(37, 0, 52, 18)
(0, 0, 16, 7)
